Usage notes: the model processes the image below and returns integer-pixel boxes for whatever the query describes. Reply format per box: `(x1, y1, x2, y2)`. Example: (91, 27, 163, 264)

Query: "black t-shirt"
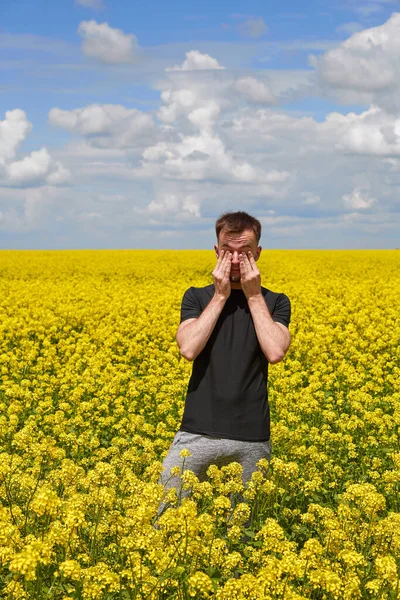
(178, 284, 291, 442)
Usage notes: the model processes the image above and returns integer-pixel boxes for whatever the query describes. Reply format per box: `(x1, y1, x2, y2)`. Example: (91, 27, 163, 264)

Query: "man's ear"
(214, 244, 219, 257)
(256, 246, 262, 260)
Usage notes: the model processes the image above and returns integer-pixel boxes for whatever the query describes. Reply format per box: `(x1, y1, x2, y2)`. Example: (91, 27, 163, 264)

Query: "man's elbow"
(177, 342, 195, 362)
(180, 349, 195, 362)
(268, 352, 285, 365)
(268, 346, 290, 364)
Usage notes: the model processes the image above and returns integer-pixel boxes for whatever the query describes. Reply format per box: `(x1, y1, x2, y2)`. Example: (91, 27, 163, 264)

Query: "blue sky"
(1, 0, 400, 248)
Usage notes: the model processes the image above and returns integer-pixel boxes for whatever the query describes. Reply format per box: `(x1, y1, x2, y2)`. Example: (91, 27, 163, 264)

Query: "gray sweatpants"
(157, 430, 272, 517)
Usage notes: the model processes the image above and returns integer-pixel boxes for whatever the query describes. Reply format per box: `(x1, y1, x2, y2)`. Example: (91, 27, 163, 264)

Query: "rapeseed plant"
(0, 249, 399, 598)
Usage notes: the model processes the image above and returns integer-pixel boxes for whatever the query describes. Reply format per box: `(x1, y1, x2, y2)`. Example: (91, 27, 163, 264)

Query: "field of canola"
(0, 249, 399, 600)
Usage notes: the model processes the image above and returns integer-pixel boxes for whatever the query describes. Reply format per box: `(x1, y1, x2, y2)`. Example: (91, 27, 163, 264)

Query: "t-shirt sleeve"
(180, 287, 202, 323)
(271, 293, 291, 328)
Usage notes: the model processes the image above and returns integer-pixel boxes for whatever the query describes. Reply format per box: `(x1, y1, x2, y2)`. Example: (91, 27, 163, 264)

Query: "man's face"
(214, 229, 262, 285)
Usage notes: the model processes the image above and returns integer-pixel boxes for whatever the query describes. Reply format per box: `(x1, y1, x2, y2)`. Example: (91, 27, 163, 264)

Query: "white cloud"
(233, 76, 276, 104)
(49, 104, 154, 148)
(335, 105, 400, 156)
(238, 17, 268, 39)
(145, 193, 200, 217)
(187, 101, 221, 131)
(0, 110, 69, 187)
(0, 186, 64, 231)
(6, 31, 399, 246)
(53, 140, 127, 160)
(157, 53, 280, 135)
(78, 20, 138, 64)
(228, 105, 400, 159)
(0, 109, 31, 163)
(47, 163, 70, 185)
(166, 50, 225, 72)
(343, 187, 376, 209)
(134, 73, 288, 185)
(7, 148, 68, 186)
(135, 126, 291, 187)
(157, 88, 200, 124)
(23, 186, 58, 225)
(312, 13, 400, 110)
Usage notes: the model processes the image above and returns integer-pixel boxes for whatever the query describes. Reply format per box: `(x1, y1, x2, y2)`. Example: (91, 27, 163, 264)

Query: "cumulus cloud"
(165, 50, 225, 72)
(23, 186, 60, 225)
(78, 20, 138, 64)
(228, 104, 400, 159)
(49, 104, 154, 148)
(138, 54, 290, 187)
(0, 110, 69, 187)
(157, 52, 278, 134)
(157, 89, 223, 130)
(132, 191, 202, 229)
(0, 109, 31, 163)
(7, 148, 69, 186)
(31, 32, 400, 245)
(312, 13, 400, 110)
(233, 76, 276, 104)
(135, 125, 290, 187)
(145, 193, 200, 217)
(343, 187, 376, 209)
(0, 185, 65, 231)
(335, 105, 400, 156)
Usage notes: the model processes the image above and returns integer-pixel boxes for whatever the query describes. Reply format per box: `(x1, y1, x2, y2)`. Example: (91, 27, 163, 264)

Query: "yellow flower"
(1, 249, 399, 599)
(188, 570, 214, 597)
(59, 559, 82, 580)
(179, 448, 192, 458)
(375, 555, 398, 586)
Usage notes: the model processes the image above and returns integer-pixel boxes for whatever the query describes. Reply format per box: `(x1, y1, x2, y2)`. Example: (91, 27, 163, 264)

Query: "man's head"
(214, 211, 262, 287)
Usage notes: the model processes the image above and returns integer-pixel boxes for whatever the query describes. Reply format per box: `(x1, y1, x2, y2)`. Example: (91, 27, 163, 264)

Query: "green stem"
(144, 536, 183, 597)
(23, 457, 47, 537)
(89, 500, 104, 564)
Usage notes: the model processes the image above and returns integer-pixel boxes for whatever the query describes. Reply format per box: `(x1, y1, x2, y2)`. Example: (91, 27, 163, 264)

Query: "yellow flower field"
(0, 249, 399, 599)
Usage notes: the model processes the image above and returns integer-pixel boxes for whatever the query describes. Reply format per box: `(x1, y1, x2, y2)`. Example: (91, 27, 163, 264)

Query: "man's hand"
(239, 250, 262, 300)
(212, 249, 232, 300)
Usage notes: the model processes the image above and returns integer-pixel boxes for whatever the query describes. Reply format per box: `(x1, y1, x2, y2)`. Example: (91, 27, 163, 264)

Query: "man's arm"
(239, 250, 291, 364)
(247, 295, 291, 364)
(176, 294, 227, 361)
(176, 249, 232, 362)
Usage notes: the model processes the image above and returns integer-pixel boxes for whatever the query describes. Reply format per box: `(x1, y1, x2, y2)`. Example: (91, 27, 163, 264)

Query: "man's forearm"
(178, 295, 227, 361)
(247, 294, 290, 363)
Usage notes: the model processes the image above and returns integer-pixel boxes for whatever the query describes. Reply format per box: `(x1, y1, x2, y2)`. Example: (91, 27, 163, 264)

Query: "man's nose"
(231, 251, 241, 264)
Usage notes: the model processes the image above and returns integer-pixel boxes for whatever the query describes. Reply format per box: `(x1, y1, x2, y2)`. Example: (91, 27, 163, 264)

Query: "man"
(157, 211, 291, 513)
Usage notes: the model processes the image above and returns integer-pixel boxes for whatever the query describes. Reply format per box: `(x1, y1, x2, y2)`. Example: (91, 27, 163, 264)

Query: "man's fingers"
(242, 252, 253, 270)
(247, 251, 257, 269)
(216, 249, 224, 265)
(215, 250, 231, 273)
(239, 252, 249, 274)
(222, 252, 231, 273)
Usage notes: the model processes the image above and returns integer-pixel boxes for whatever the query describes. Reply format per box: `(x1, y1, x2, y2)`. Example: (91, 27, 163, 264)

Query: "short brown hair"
(215, 211, 261, 245)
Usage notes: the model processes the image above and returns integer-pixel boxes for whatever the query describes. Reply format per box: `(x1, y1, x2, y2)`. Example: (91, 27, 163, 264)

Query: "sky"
(1, 0, 400, 249)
